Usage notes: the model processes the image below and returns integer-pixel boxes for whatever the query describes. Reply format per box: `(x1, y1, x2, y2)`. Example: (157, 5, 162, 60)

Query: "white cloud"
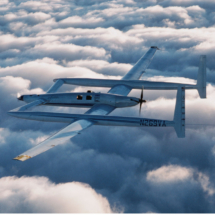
(146, 164, 215, 196)
(198, 172, 215, 196)
(146, 165, 193, 183)
(59, 16, 104, 27)
(67, 59, 132, 76)
(0, 176, 113, 213)
(0, 0, 8, 6)
(0, 76, 43, 97)
(0, 59, 117, 90)
(0, 34, 39, 52)
(186, 5, 205, 13)
(19, 1, 53, 11)
(31, 42, 109, 60)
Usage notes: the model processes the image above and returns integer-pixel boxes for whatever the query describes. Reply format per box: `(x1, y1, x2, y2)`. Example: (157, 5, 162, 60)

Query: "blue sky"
(0, 0, 215, 212)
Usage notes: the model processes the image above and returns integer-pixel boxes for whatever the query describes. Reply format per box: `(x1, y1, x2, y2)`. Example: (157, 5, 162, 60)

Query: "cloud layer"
(1, 0, 215, 213)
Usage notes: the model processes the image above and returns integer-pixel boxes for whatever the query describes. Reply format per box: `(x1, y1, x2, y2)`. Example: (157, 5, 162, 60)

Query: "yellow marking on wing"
(13, 155, 31, 161)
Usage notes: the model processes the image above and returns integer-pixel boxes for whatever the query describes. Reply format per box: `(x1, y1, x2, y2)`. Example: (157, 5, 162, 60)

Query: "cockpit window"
(86, 95, 92, 100)
(77, 95, 83, 100)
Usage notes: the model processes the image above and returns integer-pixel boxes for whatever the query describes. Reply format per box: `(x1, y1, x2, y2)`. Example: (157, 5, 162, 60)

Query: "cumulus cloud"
(0, 0, 215, 213)
(0, 176, 113, 213)
(147, 165, 193, 183)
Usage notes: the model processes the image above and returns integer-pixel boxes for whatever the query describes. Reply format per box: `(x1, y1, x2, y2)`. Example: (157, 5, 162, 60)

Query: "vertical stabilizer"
(197, 55, 206, 98)
(174, 87, 185, 138)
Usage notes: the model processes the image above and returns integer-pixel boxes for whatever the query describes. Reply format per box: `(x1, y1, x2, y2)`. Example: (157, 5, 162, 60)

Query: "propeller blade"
(141, 86, 143, 101)
(139, 86, 144, 115)
(139, 102, 142, 116)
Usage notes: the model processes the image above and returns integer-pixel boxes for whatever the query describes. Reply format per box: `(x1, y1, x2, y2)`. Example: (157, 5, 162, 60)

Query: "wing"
(14, 119, 93, 161)
(123, 46, 158, 81)
(87, 46, 158, 115)
(15, 99, 46, 111)
(109, 46, 158, 96)
(14, 47, 157, 161)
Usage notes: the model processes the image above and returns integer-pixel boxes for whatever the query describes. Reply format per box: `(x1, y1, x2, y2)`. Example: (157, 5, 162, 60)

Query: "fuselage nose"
(130, 98, 139, 106)
(130, 97, 139, 103)
(17, 95, 24, 101)
(115, 96, 139, 107)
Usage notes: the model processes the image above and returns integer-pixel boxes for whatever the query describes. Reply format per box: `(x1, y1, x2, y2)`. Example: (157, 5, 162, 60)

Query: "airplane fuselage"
(18, 92, 140, 108)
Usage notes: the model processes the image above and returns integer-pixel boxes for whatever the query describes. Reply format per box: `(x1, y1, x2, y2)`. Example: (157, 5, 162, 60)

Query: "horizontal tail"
(197, 55, 206, 98)
(174, 87, 185, 138)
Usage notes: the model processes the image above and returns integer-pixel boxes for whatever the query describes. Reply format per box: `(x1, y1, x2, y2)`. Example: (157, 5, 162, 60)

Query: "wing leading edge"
(14, 119, 93, 161)
(13, 47, 158, 161)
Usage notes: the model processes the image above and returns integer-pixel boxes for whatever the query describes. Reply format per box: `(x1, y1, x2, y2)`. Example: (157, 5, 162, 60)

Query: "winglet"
(13, 155, 31, 161)
(174, 87, 185, 138)
(151, 46, 160, 50)
(197, 55, 206, 98)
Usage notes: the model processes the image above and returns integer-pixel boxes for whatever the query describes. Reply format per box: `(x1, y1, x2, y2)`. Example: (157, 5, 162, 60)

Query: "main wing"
(14, 119, 93, 161)
(108, 46, 158, 96)
(13, 47, 158, 161)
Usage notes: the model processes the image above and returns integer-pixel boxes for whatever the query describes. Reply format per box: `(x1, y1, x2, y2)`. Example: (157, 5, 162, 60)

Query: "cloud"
(0, 0, 8, 5)
(147, 165, 193, 183)
(0, 176, 113, 213)
(67, 59, 132, 76)
(0, 76, 43, 116)
(18, 1, 54, 12)
(59, 16, 105, 28)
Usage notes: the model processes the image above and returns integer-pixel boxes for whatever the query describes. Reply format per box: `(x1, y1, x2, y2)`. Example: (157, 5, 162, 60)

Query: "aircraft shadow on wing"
(8, 47, 207, 161)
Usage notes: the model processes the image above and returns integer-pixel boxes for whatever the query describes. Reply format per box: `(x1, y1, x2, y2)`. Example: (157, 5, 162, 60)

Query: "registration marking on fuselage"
(140, 119, 166, 127)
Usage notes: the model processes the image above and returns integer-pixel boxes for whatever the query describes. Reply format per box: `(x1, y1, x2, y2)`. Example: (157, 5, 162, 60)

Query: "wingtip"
(13, 155, 31, 161)
(151, 46, 160, 50)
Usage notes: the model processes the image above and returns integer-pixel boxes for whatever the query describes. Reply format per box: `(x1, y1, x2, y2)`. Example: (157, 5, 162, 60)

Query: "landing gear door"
(95, 94, 100, 102)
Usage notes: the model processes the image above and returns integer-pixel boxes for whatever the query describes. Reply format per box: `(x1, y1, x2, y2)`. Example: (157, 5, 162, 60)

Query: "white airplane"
(15, 54, 206, 112)
(8, 47, 206, 161)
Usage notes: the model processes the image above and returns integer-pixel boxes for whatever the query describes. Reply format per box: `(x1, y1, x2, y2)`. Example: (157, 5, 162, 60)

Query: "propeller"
(130, 86, 146, 115)
(139, 86, 146, 115)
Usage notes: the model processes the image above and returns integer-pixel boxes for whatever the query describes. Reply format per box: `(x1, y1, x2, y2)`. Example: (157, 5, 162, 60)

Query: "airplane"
(15, 54, 206, 112)
(8, 47, 206, 161)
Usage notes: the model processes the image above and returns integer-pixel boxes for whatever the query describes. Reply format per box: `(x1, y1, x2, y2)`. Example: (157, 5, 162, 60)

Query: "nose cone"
(8, 111, 29, 119)
(7, 111, 20, 117)
(17, 95, 23, 101)
(130, 97, 139, 103)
